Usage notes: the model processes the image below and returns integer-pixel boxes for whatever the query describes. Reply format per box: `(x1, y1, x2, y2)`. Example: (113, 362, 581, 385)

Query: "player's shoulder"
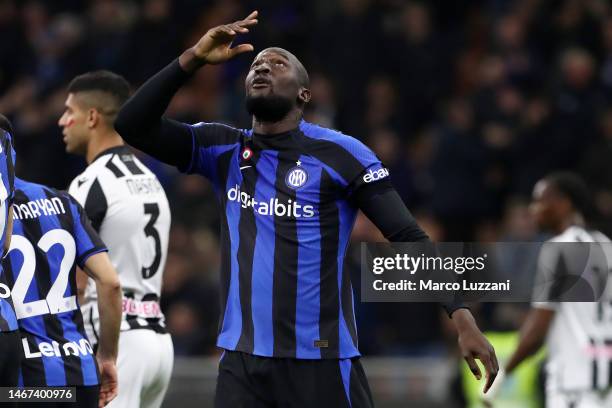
(70, 146, 134, 191)
(298, 121, 367, 148)
(590, 230, 612, 243)
(190, 121, 244, 147)
(14, 178, 69, 204)
(73, 152, 113, 184)
(548, 226, 581, 242)
(298, 120, 377, 159)
(549, 226, 610, 243)
(14, 177, 47, 198)
(68, 164, 103, 198)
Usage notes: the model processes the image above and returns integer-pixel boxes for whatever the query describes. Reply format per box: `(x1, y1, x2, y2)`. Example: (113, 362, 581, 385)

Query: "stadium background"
(2, 0, 612, 406)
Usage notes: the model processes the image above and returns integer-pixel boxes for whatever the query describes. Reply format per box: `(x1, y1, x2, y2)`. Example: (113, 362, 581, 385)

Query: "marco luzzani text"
(371, 253, 511, 292)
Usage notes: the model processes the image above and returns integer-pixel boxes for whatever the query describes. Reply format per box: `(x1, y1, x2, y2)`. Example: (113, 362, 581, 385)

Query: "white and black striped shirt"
(533, 226, 612, 392)
(69, 146, 171, 342)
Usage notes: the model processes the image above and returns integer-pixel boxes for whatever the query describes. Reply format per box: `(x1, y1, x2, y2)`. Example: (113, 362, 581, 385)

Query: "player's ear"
(298, 87, 311, 104)
(86, 108, 99, 129)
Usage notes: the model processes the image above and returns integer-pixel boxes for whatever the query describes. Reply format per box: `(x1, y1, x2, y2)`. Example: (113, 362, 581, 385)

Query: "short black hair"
(68, 71, 130, 121)
(545, 172, 592, 217)
(68, 70, 130, 103)
(0, 114, 13, 134)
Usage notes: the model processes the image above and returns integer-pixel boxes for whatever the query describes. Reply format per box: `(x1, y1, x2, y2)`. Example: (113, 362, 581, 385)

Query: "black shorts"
(215, 350, 374, 408)
(0, 330, 20, 387)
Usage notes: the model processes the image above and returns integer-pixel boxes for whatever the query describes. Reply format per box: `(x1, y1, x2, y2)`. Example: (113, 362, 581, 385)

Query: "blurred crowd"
(1, 0, 612, 364)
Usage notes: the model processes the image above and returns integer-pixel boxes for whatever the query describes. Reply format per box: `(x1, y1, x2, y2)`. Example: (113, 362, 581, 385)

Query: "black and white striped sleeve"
(82, 178, 108, 232)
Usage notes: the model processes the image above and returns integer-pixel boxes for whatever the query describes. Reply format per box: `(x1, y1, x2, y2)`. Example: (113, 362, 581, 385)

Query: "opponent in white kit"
(490, 172, 612, 408)
(59, 70, 174, 408)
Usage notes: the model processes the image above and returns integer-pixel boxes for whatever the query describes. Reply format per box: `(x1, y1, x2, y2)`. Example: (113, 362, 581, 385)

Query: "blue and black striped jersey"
(2, 178, 107, 386)
(0, 129, 17, 332)
(182, 120, 388, 359)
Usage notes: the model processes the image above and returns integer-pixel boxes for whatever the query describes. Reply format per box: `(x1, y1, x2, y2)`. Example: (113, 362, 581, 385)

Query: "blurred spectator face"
(162, 252, 192, 294)
(0, 0, 17, 24)
(600, 109, 612, 140)
(309, 73, 334, 107)
(401, 3, 431, 43)
(530, 180, 568, 231)
(22, 1, 48, 38)
(89, 0, 127, 31)
(446, 99, 473, 131)
(602, 17, 612, 50)
(304, 73, 335, 127)
(561, 48, 595, 89)
(478, 56, 506, 87)
(366, 77, 396, 128)
(482, 123, 513, 149)
(57, 93, 92, 155)
(496, 86, 523, 116)
(167, 302, 199, 336)
(339, 0, 370, 17)
(523, 98, 550, 127)
(557, 0, 584, 29)
(407, 129, 436, 168)
(503, 200, 537, 240)
(496, 14, 525, 50)
(143, 0, 170, 21)
(368, 128, 400, 164)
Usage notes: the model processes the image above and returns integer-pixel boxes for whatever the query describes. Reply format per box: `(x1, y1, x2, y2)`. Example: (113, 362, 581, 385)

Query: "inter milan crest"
(285, 160, 308, 189)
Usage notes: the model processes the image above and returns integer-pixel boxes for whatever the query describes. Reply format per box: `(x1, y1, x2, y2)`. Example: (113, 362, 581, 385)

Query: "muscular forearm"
(96, 279, 121, 360)
(505, 309, 553, 373)
(84, 253, 121, 360)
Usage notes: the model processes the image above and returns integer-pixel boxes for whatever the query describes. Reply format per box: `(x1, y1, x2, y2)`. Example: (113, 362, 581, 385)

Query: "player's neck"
(252, 110, 301, 135)
(555, 213, 585, 235)
(85, 131, 124, 164)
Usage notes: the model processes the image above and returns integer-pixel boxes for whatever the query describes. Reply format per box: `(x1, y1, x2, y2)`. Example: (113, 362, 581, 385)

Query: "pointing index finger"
(237, 10, 258, 26)
(245, 10, 258, 20)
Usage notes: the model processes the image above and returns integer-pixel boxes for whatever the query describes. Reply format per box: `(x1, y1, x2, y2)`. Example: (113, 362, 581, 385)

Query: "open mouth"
(252, 77, 271, 89)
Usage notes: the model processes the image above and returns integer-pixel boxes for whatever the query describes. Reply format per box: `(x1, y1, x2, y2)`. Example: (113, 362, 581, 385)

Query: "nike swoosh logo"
(240, 166, 252, 170)
(77, 178, 88, 187)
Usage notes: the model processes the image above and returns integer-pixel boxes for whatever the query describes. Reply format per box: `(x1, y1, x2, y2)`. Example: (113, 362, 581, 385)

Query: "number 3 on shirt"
(142, 203, 161, 279)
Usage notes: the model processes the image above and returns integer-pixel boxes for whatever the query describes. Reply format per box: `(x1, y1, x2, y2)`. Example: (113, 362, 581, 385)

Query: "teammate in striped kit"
(497, 173, 612, 408)
(115, 11, 498, 407)
(0, 116, 18, 388)
(1, 114, 122, 406)
(5, 177, 122, 407)
(59, 71, 173, 408)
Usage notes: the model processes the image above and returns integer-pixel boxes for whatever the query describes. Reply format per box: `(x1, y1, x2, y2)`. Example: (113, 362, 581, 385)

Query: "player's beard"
(245, 94, 293, 123)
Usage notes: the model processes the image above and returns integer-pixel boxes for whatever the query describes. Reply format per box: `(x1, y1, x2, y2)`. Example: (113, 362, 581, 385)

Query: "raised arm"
(114, 11, 258, 169)
(114, 59, 194, 168)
